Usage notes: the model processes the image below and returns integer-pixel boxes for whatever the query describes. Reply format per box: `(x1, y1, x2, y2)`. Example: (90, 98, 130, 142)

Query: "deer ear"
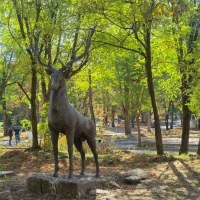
(45, 68, 52, 75)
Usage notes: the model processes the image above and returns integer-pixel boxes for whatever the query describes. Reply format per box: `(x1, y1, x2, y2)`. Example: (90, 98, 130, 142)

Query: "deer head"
(33, 25, 96, 79)
(49, 68, 65, 91)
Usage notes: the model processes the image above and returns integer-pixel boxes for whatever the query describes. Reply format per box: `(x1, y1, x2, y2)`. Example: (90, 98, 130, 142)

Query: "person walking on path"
(8, 126, 13, 146)
(14, 127, 21, 145)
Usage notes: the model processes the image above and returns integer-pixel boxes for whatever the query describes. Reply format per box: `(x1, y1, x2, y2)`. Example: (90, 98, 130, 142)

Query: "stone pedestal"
(26, 173, 101, 198)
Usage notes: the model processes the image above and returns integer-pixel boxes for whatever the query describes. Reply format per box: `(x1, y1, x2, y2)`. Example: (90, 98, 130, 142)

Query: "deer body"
(48, 69, 99, 178)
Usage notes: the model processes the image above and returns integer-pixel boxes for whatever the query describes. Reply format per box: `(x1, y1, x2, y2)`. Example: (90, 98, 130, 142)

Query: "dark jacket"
(14, 128, 20, 135)
(8, 128, 13, 136)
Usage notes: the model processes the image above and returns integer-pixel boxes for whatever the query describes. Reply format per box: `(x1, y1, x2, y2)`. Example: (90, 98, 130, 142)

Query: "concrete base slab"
(27, 173, 104, 198)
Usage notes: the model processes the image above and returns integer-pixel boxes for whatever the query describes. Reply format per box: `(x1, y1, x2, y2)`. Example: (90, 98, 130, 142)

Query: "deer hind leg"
(66, 132, 74, 179)
(50, 127, 59, 177)
(87, 137, 100, 178)
(74, 138, 85, 176)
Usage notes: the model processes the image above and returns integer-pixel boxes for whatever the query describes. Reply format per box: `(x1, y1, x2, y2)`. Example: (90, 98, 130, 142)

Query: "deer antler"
(33, 30, 54, 72)
(62, 25, 97, 77)
(33, 25, 96, 77)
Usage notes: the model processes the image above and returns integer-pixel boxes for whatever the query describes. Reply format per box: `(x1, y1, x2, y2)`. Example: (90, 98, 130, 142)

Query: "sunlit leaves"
(0, 0, 200, 124)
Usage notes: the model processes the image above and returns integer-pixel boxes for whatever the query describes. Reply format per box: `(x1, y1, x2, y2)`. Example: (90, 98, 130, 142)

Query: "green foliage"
(20, 119, 32, 131)
(0, 145, 5, 172)
(37, 103, 51, 150)
(175, 153, 190, 159)
(0, 0, 199, 155)
(189, 81, 200, 116)
(58, 135, 67, 152)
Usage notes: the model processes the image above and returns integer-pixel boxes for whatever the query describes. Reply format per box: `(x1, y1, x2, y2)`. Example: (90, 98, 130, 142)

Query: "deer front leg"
(50, 126, 59, 177)
(66, 132, 74, 179)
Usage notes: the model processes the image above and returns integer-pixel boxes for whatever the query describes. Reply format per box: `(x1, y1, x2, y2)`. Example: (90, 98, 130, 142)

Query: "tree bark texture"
(31, 65, 39, 148)
(145, 27, 163, 155)
(2, 99, 8, 136)
(170, 101, 174, 129)
(41, 72, 50, 103)
(197, 139, 200, 155)
(131, 114, 135, 128)
(147, 111, 151, 132)
(124, 85, 131, 135)
(88, 71, 96, 127)
(179, 75, 191, 154)
(102, 94, 108, 126)
(136, 114, 141, 147)
(111, 106, 115, 127)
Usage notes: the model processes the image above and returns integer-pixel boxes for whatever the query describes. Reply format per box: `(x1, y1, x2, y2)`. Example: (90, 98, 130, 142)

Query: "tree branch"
(94, 39, 146, 58)
(17, 82, 31, 102)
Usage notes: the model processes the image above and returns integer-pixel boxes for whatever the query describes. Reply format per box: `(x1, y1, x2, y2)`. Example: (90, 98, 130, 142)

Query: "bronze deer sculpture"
(34, 26, 99, 179)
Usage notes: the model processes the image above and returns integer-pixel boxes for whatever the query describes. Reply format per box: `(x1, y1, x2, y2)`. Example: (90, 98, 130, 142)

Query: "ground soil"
(0, 127, 200, 200)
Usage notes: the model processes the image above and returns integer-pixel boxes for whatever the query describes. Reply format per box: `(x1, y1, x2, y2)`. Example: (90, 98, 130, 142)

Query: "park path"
(0, 125, 199, 155)
(0, 131, 31, 148)
(101, 125, 199, 155)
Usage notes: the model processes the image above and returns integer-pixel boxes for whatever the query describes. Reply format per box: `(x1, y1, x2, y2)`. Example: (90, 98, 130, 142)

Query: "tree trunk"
(41, 72, 50, 103)
(111, 106, 115, 127)
(131, 114, 135, 128)
(165, 113, 169, 130)
(172, 1, 200, 154)
(179, 81, 191, 154)
(88, 70, 96, 127)
(103, 112, 108, 126)
(82, 92, 89, 116)
(124, 85, 131, 135)
(196, 139, 200, 155)
(124, 108, 131, 135)
(170, 101, 174, 129)
(31, 65, 39, 148)
(102, 94, 108, 126)
(147, 111, 151, 132)
(145, 26, 163, 155)
(12, 0, 39, 149)
(2, 99, 8, 136)
(136, 114, 141, 147)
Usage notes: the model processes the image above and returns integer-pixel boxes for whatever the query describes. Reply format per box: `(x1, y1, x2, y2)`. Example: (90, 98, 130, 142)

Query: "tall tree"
(114, 52, 147, 136)
(170, 0, 200, 154)
(88, 69, 96, 126)
(0, 50, 17, 135)
(94, 0, 164, 154)
(1, 0, 96, 148)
